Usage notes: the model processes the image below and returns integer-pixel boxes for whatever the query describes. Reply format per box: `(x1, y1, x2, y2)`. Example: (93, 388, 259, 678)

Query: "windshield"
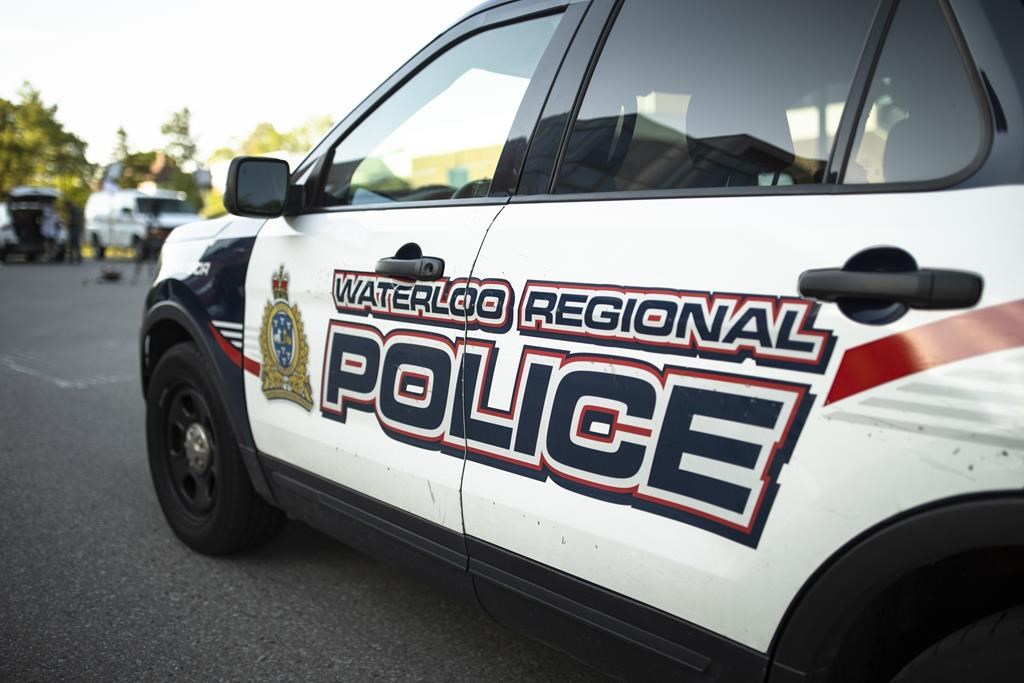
(136, 198, 194, 215)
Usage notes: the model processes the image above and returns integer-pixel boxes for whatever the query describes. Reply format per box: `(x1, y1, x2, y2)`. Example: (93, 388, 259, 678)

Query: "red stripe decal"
(826, 299, 1024, 405)
(243, 355, 261, 377)
(209, 322, 242, 368)
(209, 322, 262, 376)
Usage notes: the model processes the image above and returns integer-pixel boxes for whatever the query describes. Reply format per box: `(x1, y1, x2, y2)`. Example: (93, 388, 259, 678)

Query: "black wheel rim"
(163, 384, 218, 518)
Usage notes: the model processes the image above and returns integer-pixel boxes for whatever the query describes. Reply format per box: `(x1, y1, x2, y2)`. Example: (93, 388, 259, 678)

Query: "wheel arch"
(769, 493, 1024, 682)
(141, 287, 276, 505)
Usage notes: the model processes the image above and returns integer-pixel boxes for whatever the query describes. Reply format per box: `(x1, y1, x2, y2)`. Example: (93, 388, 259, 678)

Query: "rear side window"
(555, 0, 876, 194)
(844, 0, 986, 184)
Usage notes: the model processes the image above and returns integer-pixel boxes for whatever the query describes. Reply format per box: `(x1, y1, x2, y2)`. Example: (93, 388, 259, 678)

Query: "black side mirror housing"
(224, 156, 291, 218)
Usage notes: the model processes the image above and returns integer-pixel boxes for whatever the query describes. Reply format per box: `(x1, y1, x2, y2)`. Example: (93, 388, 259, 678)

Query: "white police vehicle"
(141, 1, 1024, 680)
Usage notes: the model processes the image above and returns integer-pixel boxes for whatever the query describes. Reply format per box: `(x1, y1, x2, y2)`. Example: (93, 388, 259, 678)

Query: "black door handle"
(799, 268, 982, 309)
(375, 255, 445, 281)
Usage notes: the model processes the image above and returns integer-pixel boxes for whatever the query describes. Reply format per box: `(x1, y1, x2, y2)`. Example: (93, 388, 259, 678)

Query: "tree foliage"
(0, 83, 96, 207)
(160, 107, 198, 168)
(238, 116, 333, 156)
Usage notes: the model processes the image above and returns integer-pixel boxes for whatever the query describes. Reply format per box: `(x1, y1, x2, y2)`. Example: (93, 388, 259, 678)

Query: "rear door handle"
(375, 255, 445, 281)
(798, 268, 982, 309)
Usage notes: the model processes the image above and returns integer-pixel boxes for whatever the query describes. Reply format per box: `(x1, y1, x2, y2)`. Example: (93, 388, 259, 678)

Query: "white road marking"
(0, 354, 134, 390)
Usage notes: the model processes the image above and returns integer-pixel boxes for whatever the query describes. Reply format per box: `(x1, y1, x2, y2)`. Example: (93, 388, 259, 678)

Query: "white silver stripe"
(218, 329, 244, 339)
(212, 320, 244, 330)
(946, 368, 1024, 383)
(860, 397, 1019, 424)
(826, 412, 1024, 450)
(899, 382, 1024, 405)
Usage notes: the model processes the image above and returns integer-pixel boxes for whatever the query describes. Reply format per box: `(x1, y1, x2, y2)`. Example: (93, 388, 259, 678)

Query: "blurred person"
(40, 204, 61, 261)
(131, 205, 165, 284)
(64, 200, 83, 264)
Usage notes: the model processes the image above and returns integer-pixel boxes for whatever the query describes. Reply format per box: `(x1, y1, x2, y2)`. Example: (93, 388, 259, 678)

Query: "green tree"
(113, 126, 130, 161)
(117, 150, 158, 190)
(0, 83, 95, 208)
(283, 115, 334, 152)
(158, 108, 203, 210)
(240, 122, 287, 156)
(160, 107, 198, 168)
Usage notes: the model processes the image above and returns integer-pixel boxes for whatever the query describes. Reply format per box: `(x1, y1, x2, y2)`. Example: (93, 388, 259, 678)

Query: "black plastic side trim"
(258, 455, 478, 608)
(769, 493, 1024, 680)
(467, 537, 767, 682)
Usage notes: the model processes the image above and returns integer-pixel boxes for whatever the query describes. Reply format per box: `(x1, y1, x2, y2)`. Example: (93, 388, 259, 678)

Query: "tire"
(146, 342, 284, 554)
(891, 605, 1024, 683)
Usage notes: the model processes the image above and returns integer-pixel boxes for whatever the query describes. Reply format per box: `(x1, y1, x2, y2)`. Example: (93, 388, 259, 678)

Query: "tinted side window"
(555, 0, 875, 194)
(844, 0, 985, 184)
(320, 15, 561, 207)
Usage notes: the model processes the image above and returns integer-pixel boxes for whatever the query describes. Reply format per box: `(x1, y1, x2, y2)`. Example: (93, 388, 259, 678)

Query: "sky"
(0, 0, 481, 165)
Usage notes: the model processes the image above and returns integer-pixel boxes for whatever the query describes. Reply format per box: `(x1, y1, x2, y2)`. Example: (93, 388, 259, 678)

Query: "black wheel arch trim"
(768, 491, 1024, 681)
(140, 288, 276, 506)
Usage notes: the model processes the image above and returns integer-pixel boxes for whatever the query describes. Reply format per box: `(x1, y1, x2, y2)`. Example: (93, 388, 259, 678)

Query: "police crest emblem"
(259, 265, 313, 411)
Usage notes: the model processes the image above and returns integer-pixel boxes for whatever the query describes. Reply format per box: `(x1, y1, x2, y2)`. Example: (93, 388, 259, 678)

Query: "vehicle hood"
(154, 212, 202, 229)
(164, 215, 266, 243)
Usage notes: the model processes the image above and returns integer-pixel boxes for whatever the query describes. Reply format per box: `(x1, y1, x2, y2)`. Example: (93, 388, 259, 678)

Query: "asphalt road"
(0, 260, 609, 682)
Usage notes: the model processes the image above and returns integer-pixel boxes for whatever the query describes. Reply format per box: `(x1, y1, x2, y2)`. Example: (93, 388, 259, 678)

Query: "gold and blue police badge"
(259, 265, 313, 411)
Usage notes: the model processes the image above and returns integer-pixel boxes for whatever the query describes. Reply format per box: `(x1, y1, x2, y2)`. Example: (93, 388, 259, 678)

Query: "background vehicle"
(141, 1, 1024, 681)
(84, 188, 199, 258)
(1, 186, 65, 262)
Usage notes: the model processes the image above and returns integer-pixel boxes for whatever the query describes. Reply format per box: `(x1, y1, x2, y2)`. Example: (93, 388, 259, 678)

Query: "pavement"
(0, 260, 609, 682)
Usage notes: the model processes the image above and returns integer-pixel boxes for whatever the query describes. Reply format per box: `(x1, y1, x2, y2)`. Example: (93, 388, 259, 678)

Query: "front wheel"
(146, 342, 284, 554)
(892, 606, 1024, 683)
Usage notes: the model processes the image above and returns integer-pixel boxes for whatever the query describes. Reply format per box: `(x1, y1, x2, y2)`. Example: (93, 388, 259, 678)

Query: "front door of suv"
(463, 0, 1017, 665)
(242, 7, 574, 543)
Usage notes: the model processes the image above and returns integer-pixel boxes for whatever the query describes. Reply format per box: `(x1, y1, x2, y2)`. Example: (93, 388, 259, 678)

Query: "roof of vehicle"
(454, 0, 526, 25)
(9, 186, 60, 199)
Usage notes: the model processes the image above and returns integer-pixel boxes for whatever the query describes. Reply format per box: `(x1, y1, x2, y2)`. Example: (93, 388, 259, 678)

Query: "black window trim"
(291, 0, 587, 215)
(514, 0, 994, 206)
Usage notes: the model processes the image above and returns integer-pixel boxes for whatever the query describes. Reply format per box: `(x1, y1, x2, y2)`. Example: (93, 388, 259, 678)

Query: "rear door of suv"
(461, 0, 1023, 668)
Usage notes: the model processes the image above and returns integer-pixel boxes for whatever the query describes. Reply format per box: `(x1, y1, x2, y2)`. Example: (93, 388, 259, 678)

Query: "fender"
(768, 492, 1024, 681)
(141, 279, 276, 505)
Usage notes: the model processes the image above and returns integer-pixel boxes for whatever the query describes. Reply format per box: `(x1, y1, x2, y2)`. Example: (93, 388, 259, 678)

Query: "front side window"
(321, 15, 562, 207)
(555, 0, 875, 194)
(844, 0, 985, 184)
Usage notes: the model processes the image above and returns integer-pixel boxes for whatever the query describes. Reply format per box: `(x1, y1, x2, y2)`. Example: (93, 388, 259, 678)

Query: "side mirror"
(224, 157, 290, 218)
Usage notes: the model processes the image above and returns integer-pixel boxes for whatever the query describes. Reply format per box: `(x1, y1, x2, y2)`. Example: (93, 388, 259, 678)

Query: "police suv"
(141, 1, 1024, 680)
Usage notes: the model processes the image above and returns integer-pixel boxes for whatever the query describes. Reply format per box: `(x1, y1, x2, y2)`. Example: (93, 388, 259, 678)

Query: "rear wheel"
(891, 605, 1024, 683)
(146, 342, 284, 554)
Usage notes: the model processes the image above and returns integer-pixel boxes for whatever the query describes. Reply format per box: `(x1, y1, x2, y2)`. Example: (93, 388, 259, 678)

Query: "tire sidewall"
(146, 343, 247, 553)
